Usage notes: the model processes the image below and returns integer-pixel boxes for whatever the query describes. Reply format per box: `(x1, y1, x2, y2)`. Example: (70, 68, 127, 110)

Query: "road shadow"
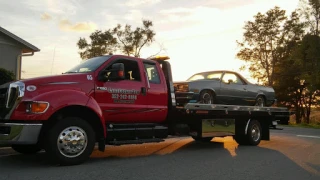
(0, 138, 319, 180)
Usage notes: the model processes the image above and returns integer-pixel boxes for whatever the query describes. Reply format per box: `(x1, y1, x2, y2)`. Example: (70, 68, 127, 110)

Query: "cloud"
(159, 6, 221, 23)
(58, 19, 98, 32)
(203, 0, 254, 9)
(124, 10, 143, 22)
(124, 0, 161, 7)
(40, 13, 52, 21)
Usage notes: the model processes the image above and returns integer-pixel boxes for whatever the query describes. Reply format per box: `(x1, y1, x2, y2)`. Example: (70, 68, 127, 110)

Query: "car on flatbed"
(0, 55, 290, 165)
(174, 70, 276, 108)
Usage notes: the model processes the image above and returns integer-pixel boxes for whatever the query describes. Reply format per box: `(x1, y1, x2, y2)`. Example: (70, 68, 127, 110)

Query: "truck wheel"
(11, 144, 42, 154)
(200, 90, 214, 104)
(234, 120, 262, 146)
(44, 117, 96, 166)
(192, 136, 213, 142)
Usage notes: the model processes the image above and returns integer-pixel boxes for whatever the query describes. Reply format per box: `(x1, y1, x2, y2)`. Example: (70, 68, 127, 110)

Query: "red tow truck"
(0, 55, 290, 165)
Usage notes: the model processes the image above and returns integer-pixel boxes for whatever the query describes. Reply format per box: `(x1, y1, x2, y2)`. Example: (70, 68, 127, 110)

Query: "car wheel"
(254, 95, 265, 107)
(200, 90, 214, 104)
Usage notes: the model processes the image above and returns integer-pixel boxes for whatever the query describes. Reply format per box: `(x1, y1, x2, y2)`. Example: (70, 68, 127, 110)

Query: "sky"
(0, 0, 300, 82)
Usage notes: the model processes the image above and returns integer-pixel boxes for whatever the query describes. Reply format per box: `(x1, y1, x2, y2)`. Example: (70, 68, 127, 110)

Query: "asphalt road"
(0, 126, 319, 180)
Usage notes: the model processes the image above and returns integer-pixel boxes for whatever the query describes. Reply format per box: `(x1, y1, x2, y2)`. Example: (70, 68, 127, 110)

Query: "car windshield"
(64, 56, 111, 74)
(187, 72, 222, 81)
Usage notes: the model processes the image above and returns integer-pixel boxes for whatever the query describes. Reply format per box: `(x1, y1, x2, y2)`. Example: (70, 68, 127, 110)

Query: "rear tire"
(44, 117, 96, 166)
(11, 144, 42, 154)
(234, 120, 262, 146)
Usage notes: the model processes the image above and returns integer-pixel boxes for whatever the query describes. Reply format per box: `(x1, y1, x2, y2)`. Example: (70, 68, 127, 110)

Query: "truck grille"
(0, 88, 8, 108)
(0, 82, 22, 119)
(7, 87, 18, 108)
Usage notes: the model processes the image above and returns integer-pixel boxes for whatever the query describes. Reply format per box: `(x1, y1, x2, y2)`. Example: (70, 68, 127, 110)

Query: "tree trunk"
(295, 103, 301, 124)
(305, 93, 314, 124)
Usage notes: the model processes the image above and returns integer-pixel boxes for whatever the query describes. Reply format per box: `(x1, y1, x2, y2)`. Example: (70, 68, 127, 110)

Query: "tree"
(296, 34, 320, 122)
(77, 19, 156, 60)
(77, 30, 117, 60)
(112, 20, 156, 57)
(299, 0, 320, 35)
(236, 7, 304, 86)
(0, 68, 15, 85)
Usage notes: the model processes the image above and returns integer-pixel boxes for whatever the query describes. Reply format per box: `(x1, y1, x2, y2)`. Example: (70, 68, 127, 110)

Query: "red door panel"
(143, 61, 168, 123)
(94, 59, 148, 123)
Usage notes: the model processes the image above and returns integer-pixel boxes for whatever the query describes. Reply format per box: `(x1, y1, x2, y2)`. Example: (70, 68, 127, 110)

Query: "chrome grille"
(0, 81, 25, 119)
(6, 87, 18, 108)
(0, 88, 7, 108)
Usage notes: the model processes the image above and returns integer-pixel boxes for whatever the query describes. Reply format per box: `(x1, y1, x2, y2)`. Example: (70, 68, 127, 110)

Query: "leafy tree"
(236, 7, 304, 86)
(112, 20, 156, 57)
(273, 39, 306, 123)
(0, 68, 15, 85)
(296, 34, 320, 122)
(77, 30, 117, 60)
(299, 0, 320, 35)
(77, 19, 156, 60)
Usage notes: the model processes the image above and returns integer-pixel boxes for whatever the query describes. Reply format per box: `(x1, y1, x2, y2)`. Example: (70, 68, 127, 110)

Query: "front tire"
(254, 95, 265, 107)
(11, 144, 42, 154)
(44, 117, 96, 166)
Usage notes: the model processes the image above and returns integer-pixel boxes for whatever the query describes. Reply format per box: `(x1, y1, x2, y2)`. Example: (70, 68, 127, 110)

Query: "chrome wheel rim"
(251, 124, 261, 142)
(57, 126, 88, 158)
(255, 97, 264, 107)
(202, 93, 212, 104)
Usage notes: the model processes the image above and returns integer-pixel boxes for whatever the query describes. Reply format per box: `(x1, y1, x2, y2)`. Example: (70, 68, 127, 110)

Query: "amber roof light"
(148, 55, 170, 61)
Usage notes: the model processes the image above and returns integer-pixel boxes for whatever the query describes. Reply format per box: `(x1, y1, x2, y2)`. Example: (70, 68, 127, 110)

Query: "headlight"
(26, 101, 50, 114)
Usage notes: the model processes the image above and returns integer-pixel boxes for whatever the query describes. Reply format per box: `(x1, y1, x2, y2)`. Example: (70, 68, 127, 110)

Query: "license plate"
(272, 121, 278, 126)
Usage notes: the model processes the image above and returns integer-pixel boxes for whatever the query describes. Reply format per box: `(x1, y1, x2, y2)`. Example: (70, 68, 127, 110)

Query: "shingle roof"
(0, 26, 40, 53)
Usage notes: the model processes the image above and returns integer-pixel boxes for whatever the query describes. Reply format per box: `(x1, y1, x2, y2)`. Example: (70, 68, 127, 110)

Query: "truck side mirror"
(98, 63, 125, 82)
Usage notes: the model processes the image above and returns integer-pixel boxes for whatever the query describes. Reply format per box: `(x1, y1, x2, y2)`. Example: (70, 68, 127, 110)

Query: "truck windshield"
(64, 56, 111, 74)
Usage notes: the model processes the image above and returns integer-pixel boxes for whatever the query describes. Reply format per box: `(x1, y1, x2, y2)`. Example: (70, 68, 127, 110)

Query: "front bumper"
(0, 122, 42, 145)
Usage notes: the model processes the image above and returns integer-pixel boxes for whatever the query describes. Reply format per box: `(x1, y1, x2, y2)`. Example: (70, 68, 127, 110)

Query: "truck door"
(143, 61, 168, 123)
(94, 58, 148, 122)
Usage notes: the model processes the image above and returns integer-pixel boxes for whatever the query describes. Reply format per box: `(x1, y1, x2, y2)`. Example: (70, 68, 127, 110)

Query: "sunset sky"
(0, 0, 300, 82)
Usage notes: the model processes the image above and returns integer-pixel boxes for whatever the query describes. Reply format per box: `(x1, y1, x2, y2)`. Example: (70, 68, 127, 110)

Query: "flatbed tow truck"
(0, 55, 291, 165)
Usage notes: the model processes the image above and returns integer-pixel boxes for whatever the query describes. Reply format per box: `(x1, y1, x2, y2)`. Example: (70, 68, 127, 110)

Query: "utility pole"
(50, 46, 56, 75)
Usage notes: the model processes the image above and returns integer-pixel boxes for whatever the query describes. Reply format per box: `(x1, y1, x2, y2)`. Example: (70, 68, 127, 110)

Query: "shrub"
(0, 68, 15, 85)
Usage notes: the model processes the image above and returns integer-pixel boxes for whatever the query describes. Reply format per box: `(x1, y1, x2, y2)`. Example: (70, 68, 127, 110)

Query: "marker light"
(148, 55, 170, 61)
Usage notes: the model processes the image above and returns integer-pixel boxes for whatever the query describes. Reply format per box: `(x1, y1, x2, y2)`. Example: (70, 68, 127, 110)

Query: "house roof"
(0, 26, 40, 53)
